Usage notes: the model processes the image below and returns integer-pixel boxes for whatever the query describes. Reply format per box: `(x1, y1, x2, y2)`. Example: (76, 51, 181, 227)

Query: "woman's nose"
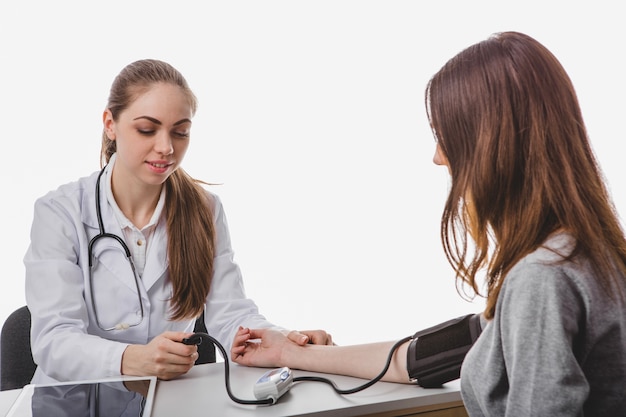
(154, 133, 174, 155)
(433, 143, 448, 167)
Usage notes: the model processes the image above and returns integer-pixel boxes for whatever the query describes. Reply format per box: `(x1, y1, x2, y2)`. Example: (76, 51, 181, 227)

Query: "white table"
(0, 363, 468, 416)
(153, 362, 467, 416)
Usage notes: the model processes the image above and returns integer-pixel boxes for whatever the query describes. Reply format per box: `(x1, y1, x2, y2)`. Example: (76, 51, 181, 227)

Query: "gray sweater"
(460, 233, 626, 416)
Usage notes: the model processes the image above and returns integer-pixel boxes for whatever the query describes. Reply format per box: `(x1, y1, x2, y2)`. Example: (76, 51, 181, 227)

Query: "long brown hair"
(101, 59, 214, 320)
(426, 31, 626, 319)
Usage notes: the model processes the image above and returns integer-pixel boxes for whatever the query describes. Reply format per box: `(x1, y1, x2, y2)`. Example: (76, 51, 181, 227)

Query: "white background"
(1, 1, 624, 346)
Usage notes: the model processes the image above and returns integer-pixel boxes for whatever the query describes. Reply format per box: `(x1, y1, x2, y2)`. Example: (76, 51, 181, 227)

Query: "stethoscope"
(87, 165, 145, 331)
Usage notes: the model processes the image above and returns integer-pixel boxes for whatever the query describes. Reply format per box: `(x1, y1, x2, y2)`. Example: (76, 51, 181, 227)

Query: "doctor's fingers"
(129, 349, 197, 381)
(147, 333, 199, 360)
(151, 348, 198, 380)
(165, 351, 199, 369)
(294, 330, 335, 346)
(154, 361, 196, 381)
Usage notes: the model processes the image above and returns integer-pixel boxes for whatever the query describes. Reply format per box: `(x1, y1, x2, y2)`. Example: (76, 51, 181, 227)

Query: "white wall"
(1, 1, 624, 345)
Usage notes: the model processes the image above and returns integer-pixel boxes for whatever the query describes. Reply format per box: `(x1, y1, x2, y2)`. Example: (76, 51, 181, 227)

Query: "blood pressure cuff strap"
(407, 313, 482, 388)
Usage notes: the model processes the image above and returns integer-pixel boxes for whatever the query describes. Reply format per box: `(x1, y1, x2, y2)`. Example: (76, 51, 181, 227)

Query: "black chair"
(1, 306, 36, 391)
(193, 313, 216, 365)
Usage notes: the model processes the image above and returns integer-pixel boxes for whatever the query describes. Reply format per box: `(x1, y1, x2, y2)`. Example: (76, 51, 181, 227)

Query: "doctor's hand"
(286, 329, 334, 346)
(121, 331, 199, 380)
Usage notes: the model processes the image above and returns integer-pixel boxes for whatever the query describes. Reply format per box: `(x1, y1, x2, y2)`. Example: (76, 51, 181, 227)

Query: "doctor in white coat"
(24, 59, 331, 385)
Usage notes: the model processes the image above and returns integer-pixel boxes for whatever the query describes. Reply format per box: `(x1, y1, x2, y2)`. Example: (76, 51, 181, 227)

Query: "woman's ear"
(102, 109, 116, 140)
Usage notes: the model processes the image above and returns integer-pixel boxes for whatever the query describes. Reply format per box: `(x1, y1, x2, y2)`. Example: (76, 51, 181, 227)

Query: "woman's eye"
(174, 131, 190, 138)
(138, 129, 155, 135)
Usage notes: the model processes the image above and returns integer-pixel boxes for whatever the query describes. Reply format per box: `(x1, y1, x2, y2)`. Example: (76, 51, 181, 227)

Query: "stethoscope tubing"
(87, 165, 145, 331)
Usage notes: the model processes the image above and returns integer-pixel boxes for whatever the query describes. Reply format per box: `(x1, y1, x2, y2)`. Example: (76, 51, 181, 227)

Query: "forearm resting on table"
(284, 340, 412, 383)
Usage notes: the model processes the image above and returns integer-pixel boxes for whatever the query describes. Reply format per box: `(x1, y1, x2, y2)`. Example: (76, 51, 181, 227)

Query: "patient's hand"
(231, 327, 292, 367)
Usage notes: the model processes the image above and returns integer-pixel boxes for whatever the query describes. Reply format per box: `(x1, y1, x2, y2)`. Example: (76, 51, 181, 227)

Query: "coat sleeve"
(203, 194, 285, 355)
(24, 189, 128, 383)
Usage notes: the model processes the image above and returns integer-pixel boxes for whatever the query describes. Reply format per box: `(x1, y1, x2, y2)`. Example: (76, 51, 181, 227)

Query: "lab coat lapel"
(141, 222, 168, 291)
(81, 169, 103, 233)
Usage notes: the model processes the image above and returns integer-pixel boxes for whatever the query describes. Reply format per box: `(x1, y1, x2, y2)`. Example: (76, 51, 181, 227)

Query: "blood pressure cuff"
(407, 313, 482, 388)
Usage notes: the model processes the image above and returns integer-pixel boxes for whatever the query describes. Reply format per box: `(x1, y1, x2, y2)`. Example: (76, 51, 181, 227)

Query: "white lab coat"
(24, 162, 280, 384)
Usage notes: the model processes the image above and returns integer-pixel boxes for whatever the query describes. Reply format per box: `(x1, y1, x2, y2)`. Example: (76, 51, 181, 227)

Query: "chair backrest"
(1, 306, 36, 391)
(193, 313, 216, 364)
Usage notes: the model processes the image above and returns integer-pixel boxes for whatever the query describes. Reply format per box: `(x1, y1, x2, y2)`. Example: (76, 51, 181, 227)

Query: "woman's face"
(103, 82, 192, 189)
